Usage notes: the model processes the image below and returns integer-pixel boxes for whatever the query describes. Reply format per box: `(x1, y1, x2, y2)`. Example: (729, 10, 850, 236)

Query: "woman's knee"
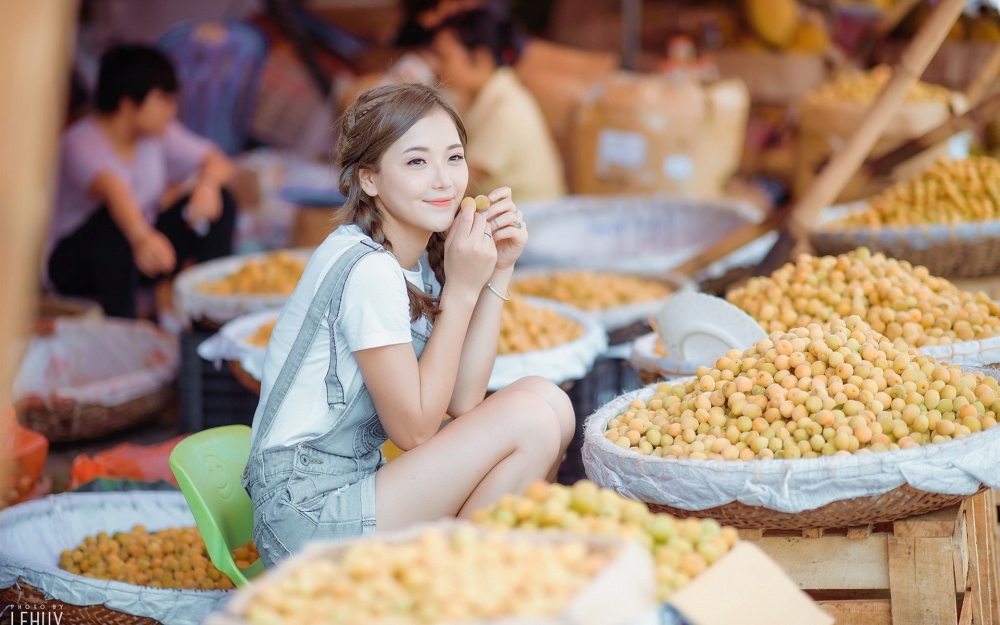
(496, 389, 563, 457)
(509, 376, 575, 444)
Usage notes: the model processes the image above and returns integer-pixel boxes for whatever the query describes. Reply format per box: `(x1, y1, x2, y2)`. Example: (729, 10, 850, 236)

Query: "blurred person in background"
(428, 9, 565, 202)
(45, 44, 236, 319)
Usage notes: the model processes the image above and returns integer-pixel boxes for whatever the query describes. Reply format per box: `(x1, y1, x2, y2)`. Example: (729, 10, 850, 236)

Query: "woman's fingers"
(448, 200, 476, 244)
(489, 210, 523, 232)
(487, 186, 511, 204)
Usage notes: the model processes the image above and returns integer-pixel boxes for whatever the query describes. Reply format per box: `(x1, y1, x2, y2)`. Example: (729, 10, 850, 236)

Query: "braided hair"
(333, 83, 466, 323)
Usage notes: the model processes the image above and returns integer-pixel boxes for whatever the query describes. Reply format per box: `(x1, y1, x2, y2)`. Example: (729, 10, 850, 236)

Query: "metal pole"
(622, 0, 641, 71)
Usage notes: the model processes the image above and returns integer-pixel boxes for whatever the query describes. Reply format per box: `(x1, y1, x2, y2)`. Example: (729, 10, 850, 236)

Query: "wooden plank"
(817, 599, 892, 625)
(954, 510, 969, 594)
(966, 491, 1000, 625)
(738, 528, 764, 541)
(893, 504, 962, 539)
(755, 534, 889, 590)
(848, 525, 875, 540)
(888, 536, 958, 625)
(803, 528, 825, 539)
(958, 593, 972, 625)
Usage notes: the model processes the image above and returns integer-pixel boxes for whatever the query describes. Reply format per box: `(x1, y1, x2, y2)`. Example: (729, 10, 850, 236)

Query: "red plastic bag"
(69, 435, 188, 490)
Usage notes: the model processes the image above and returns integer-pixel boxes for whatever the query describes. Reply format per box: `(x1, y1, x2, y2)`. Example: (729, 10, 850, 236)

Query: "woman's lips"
(425, 199, 453, 208)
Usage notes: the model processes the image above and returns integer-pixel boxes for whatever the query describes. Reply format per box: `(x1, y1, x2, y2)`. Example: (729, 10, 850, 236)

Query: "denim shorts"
(246, 444, 381, 568)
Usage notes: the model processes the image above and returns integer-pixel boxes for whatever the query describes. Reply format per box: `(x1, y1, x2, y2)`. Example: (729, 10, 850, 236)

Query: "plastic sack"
(173, 249, 312, 327)
(582, 375, 1000, 514)
(197, 309, 279, 382)
(200, 300, 609, 392)
(70, 435, 189, 490)
(0, 492, 229, 625)
(515, 194, 767, 279)
(12, 317, 178, 408)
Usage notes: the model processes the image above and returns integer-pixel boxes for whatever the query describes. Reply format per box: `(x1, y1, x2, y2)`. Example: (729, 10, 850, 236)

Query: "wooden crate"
(737, 491, 999, 625)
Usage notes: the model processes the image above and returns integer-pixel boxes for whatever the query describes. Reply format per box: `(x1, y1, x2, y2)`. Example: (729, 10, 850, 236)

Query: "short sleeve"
(61, 126, 115, 194)
(161, 120, 213, 183)
(334, 252, 414, 352)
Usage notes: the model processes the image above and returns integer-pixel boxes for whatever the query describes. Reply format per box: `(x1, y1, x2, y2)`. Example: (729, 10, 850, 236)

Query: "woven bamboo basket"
(15, 385, 175, 443)
(647, 484, 987, 530)
(0, 581, 160, 625)
(583, 375, 1000, 531)
(809, 203, 1000, 279)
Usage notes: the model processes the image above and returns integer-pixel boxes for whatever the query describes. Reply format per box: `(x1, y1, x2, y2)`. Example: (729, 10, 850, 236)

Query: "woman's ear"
(358, 167, 379, 198)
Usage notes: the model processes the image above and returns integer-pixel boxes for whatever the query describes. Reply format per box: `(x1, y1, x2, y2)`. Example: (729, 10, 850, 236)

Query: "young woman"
(46, 44, 236, 319)
(243, 82, 575, 567)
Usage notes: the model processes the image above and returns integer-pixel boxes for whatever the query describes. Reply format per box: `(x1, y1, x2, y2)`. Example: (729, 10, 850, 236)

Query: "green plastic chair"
(168, 424, 264, 586)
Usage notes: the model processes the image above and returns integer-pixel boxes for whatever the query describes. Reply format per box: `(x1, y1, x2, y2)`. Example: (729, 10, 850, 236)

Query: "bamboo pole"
(0, 3, 76, 418)
(789, 0, 970, 239)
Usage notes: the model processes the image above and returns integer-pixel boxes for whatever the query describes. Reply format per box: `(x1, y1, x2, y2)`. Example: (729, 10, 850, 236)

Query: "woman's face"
(361, 108, 468, 234)
(133, 89, 178, 136)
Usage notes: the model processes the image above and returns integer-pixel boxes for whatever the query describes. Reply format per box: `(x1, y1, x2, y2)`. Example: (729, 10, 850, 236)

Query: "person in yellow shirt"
(429, 9, 566, 202)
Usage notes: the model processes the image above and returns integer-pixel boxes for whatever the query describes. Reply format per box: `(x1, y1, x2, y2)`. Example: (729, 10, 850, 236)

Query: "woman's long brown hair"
(333, 83, 468, 323)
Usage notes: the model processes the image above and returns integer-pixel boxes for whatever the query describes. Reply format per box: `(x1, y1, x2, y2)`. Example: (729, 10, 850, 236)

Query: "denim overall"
(242, 240, 431, 567)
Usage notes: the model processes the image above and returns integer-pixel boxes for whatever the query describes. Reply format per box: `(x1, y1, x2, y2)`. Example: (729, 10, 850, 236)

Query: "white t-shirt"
(252, 224, 439, 451)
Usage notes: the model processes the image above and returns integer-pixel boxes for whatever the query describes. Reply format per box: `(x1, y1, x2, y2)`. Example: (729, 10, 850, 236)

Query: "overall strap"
(249, 240, 383, 454)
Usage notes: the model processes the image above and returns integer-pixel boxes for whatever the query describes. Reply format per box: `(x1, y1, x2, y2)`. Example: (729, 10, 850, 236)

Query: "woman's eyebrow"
(401, 144, 463, 154)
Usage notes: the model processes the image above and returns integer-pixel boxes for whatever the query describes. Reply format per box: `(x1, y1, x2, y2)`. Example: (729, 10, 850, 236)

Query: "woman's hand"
(130, 229, 177, 278)
(483, 187, 527, 271)
(443, 200, 497, 297)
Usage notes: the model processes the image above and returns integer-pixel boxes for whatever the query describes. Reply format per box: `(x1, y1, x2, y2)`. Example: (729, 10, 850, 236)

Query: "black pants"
(49, 189, 236, 318)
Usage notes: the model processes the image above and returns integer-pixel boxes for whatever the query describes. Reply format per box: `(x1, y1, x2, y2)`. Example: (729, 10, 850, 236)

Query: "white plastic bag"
(12, 318, 178, 407)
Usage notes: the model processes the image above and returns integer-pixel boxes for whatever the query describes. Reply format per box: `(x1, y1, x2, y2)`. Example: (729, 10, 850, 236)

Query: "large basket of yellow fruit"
(809, 157, 1000, 278)
(205, 520, 657, 625)
(196, 309, 280, 395)
(489, 297, 608, 391)
(510, 269, 694, 342)
(0, 492, 254, 625)
(174, 249, 311, 329)
(12, 318, 178, 443)
(582, 316, 1000, 530)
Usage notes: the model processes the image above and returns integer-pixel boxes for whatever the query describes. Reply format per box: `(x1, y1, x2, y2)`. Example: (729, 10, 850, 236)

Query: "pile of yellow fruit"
(511, 272, 673, 311)
(242, 525, 612, 624)
(199, 251, 305, 296)
(804, 65, 952, 105)
(499, 299, 583, 355)
(472, 480, 738, 600)
(839, 157, 1000, 227)
(605, 316, 998, 461)
(59, 525, 258, 590)
(726, 247, 1000, 346)
(246, 319, 277, 348)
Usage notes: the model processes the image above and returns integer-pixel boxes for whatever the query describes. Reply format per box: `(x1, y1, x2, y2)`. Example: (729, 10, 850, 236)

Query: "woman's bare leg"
(375, 376, 574, 532)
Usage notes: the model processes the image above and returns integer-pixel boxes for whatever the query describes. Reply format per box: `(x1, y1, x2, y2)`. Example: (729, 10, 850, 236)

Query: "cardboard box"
(572, 72, 750, 199)
(667, 542, 835, 625)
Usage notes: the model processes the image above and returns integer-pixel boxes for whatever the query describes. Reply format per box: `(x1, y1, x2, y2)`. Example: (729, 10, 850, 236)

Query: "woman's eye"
(408, 158, 426, 166)
(449, 154, 465, 162)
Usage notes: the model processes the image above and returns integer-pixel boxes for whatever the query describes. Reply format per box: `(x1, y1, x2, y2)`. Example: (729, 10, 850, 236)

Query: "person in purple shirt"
(46, 44, 236, 318)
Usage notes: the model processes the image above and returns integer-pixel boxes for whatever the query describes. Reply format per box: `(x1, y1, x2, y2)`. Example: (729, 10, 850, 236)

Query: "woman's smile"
(424, 197, 454, 208)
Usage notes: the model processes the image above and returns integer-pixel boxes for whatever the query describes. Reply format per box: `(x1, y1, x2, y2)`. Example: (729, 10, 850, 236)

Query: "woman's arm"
(89, 170, 176, 277)
(447, 187, 528, 416)
(354, 204, 498, 450)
